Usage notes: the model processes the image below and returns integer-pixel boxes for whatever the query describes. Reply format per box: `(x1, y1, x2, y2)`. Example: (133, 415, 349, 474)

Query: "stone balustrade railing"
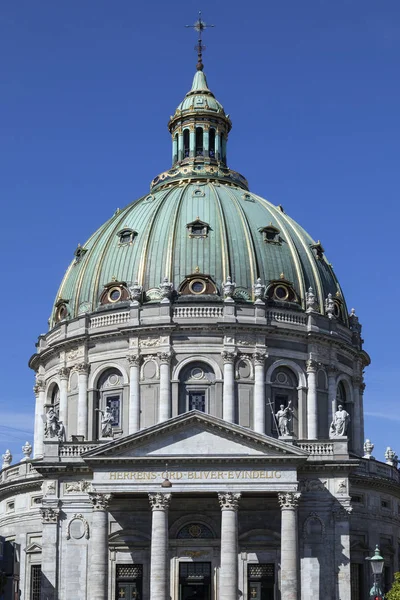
(90, 311, 130, 329)
(355, 458, 400, 483)
(297, 441, 335, 457)
(59, 443, 100, 457)
(267, 311, 307, 326)
(173, 306, 224, 319)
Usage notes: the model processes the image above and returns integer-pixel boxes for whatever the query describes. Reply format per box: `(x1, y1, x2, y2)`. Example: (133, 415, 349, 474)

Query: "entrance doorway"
(179, 562, 211, 600)
(116, 564, 143, 600)
(248, 564, 275, 600)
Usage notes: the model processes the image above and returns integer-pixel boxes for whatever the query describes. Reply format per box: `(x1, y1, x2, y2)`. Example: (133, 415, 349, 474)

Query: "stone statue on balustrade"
(96, 406, 114, 438)
(275, 401, 293, 437)
(329, 404, 350, 438)
(44, 408, 66, 442)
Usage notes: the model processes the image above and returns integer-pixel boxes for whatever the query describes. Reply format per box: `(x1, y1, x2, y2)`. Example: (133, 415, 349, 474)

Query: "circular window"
(189, 279, 206, 295)
(274, 285, 289, 301)
(108, 288, 122, 303)
(276, 372, 288, 384)
(333, 302, 341, 318)
(191, 367, 204, 380)
(56, 304, 68, 322)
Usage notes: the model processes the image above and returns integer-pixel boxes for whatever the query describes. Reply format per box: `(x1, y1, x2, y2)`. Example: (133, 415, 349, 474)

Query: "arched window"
(195, 127, 203, 156)
(220, 133, 224, 162)
(178, 362, 216, 415)
(50, 384, 60, 412)
(183, 129, 190, 158)
(96, 368, 123, 439)
(209, 128, 216, 158)
(270, 367, 298, 438)
(177, 523, 214, 539)
(174, 133, 178, 163)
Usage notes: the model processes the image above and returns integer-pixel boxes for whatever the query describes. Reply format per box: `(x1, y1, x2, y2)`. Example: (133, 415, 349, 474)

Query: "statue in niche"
(44, 408, 66, 441)
(329, 404, 350, 438)
(275, 401, 293, 436)
(96, 406, 114, 437)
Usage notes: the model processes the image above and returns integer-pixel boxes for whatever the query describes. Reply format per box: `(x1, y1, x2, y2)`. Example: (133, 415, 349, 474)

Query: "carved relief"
(64, 480, 92, 494)
(141, 356, 159, 380)
(42, 480, 56, 496)
(299, 479, 327, 493)
(140, 337, 161, 348)
(66, 514, 89, 540)
(302, 512, 326, 541)
(41, 507, 60, 524)
(336, 479, 347, 494)
(66, 347, 84, 361)
(89, 493, 112, 511)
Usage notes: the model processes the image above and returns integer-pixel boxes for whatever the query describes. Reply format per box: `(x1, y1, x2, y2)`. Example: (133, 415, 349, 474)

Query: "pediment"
(24, 542, 42, 554)
(83, 411, 308, 462)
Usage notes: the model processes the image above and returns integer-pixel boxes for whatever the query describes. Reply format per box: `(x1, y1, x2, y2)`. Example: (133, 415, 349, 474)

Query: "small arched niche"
(95, 368, 124, 439)
(269, 367, 298, 438)
(178, 361, 216, 415)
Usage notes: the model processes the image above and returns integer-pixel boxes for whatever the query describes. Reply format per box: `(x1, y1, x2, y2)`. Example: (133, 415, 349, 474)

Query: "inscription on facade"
(108, 469, 283, 481)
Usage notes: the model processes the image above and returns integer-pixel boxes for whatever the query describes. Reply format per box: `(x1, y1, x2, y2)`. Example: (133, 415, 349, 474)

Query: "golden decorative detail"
(280, 272, 285, 280)
(194, 266, 200, 273)
(111, 276, 118, 282)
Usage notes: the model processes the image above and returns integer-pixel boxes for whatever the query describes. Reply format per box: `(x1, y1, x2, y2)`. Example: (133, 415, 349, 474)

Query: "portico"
(83, 411, 308, 600)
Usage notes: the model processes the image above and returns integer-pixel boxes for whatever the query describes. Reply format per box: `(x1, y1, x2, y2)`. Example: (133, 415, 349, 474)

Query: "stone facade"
(1, 40, 399, 600)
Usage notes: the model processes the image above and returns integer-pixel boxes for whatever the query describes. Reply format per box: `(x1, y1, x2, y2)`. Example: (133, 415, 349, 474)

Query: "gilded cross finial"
(186, 11, 214, 71)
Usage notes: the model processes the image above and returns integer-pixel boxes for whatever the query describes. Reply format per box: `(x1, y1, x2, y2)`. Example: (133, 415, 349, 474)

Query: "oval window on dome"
(274, 285, 289, 301)
(108, 288, 122, 303)
(189, 279, 207, 295)
(55, 302, 69, 323)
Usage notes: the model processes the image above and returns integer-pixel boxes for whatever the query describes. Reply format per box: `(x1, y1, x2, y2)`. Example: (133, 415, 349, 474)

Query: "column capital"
(278, 492, 301, 510)
(89, 492, 112, 511)
(332, 502, 352, 521)
(74, 362, 90, 374)
(33, 379, 46, 395)
(157, 351, 173, 365)
(327, 364, 339, 376)
(127, 354, 142, 366)
(218, 492, 241, 511)
(40, 506, 60, 524)
(252, 351, 266, 366)
(221, 351, 237, 364)
(148, 492, 172, 511)
(306, 358, 318, 372)
(351, 375, 363, 387)
(58, 367, 70, 380)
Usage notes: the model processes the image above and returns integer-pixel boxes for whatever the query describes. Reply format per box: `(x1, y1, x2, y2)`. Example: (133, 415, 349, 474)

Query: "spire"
(185, 11, 214, 72)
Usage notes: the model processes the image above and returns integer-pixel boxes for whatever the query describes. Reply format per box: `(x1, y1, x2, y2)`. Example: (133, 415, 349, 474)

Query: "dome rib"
(165, 184, 190, 282)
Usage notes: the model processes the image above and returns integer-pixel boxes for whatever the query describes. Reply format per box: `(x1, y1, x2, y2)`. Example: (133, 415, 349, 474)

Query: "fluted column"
(58, 367, 70, 430)
(149, 493, 171, 600)
(76, 363, 89, 439)
(218, 492, 241, 600)
(158, 352, 173, 422)
(203, 126, 209, 156)
(172, 135, 177, 163)
(253, 352, 266, 433)
(278, 492, 301, 600)
(34, 379, 46, 457)
(306, 359, 318, 439)
(222, 351, 236, 423)
(178, 131, 183, 161)
(128, 354, 141, 433)
(327, 365, 338, 428)
(215, 129, 220, 160)
(88, 493, 112, 600)
(40, 505, 60, 600)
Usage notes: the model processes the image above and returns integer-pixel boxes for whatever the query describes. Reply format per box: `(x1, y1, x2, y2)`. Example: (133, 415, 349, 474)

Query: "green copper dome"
(51, 69, 347, 326)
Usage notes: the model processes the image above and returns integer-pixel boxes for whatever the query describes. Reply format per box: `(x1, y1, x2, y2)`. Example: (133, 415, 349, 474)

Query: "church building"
(1, 16, 400, 600)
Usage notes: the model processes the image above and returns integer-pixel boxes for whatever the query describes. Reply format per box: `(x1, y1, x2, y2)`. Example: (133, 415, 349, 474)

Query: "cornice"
(0, 477, 43, 501)
(350, 473, 400, 496)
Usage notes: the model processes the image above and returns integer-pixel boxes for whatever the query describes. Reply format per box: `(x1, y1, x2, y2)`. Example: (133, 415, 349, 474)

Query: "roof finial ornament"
(186, 11, 214, 71)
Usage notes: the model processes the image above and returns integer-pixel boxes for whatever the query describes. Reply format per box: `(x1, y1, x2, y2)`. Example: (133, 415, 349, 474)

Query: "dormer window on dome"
(259, 224, 281, 244)
(99, 280, 130, 306)
(187, 218, 210, 238)
(266, 275, 298, 304)
(74, 244, 87, 264)
(311, 241, 325, 260)
(54, 298, 69, 323)
(179, 271, 218, 296)
(117, 228, 137, 246)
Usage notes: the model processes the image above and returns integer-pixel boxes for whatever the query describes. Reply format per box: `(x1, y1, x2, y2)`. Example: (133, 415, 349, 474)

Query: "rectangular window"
(106, 395, 121, 427)
(30, 565, 42, 600)
(381, 499, 390, 509)
(116, 564, 143, 600)
(248, 564, 275, 600)
(179, 562, 211, 600)
(189, 391, 206, 412)
(351, 563, 363, 600)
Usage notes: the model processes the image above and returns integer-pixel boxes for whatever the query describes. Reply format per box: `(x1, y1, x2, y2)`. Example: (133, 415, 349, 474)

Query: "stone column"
(88, 493, 112, 600)
(172, 135, 177, 163)
(306, 359, 318, 439)
(278, 492, 301, 600)
(218, 492, 241, 600)
(253, 352, 266, 434)
(58, 367, 70, 430)
(149, 492, 172, 600)
(178, 131, 183, 161)
(327, 365, 338, 427)
(158, 352, 173, 422)
(189, 127, 195, 157)
(40, 505, 60, 600)
(215, 129, 220, 160)
(222, 351, 236, 423)
(128, 354, 141, 434)
(33, 379, 46, 458)
(203, 127, 209, 156)
(76, 363, 89, 439)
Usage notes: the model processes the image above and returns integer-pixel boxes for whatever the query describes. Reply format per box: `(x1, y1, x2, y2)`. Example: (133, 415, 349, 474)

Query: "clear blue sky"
(1, 0, 399, 461)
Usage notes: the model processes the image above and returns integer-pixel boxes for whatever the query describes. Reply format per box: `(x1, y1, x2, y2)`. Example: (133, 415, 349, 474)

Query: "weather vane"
(185, 11, 214, 71)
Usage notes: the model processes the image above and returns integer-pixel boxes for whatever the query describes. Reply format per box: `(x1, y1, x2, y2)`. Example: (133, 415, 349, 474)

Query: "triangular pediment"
(24, 542, 42, 554)
(83, 411, 308, 462)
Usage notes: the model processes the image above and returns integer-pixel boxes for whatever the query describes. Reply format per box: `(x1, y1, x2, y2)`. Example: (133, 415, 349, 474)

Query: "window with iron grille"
(248, 564, 275, 580)
(116, 564, 143, 579)
(179, 562, 211, 580)
(30, 565, 42, 600)
(350, 563, 362, 600)
(177, 523, 214, 539)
